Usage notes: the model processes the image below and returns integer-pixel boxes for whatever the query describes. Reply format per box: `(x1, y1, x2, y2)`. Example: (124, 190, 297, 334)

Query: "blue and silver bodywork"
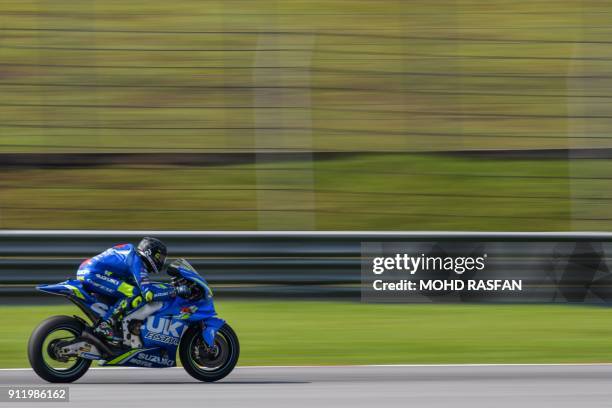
(37, 259, 225, 368)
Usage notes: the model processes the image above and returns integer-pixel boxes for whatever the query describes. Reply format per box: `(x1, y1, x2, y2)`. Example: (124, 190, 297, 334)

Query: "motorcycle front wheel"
(179, 323, 240, 382)
(28, 315, 91, 383)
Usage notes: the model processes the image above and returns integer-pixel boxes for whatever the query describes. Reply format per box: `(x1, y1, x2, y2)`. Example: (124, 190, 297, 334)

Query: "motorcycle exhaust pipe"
(80, 331, 116, 358)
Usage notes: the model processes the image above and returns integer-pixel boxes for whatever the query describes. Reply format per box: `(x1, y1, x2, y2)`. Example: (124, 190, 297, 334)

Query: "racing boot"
(93, 319, 121, 343)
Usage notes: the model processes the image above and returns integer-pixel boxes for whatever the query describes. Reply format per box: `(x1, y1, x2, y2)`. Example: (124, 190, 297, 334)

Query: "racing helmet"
(137, 237, 167, 274)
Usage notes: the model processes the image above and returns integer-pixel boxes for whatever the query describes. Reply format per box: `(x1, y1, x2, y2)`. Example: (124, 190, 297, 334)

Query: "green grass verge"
(2, 301, 612, 368)
(0, 153, 585, 230)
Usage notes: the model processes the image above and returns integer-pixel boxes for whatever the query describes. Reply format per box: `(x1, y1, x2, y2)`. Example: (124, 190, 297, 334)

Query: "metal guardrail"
(2, 231, 612, 300)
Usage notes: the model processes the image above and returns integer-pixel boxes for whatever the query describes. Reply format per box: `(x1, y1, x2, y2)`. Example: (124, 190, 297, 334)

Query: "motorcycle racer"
(31, 256, 239, 383)
(76, 237, 189, 342)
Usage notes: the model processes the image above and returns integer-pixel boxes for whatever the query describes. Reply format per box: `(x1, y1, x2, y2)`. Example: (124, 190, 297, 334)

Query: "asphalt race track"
(1, 364, 611, 408)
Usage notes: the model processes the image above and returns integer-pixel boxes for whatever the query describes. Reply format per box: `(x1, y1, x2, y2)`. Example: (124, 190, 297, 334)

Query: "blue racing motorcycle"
(28, 259, 239, 383)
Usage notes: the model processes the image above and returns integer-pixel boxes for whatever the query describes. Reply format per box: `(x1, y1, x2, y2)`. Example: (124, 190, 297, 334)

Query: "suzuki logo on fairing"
(146, 317, 184, 337)
(137, 353, 174, 367)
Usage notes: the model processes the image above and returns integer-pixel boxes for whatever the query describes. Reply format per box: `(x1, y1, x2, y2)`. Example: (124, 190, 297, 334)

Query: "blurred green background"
(2, 2, 612, 368)
(1, 0, 612, 230)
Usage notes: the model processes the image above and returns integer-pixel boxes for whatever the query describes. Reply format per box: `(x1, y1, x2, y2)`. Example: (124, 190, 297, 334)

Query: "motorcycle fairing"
(38, 280, 96, 304)
(101, 347, 176, 368)
(158, 293, 225, 347)
(37, 277, 225, 365)
(140, 295, 224, 350)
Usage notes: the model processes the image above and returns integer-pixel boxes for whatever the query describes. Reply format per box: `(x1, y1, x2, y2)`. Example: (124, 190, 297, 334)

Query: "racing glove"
(176, 285, 192, 298)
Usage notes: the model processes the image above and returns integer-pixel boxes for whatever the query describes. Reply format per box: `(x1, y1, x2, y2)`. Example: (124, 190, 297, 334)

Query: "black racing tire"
(28, 315, 92, 383)
(180, 323, 240, 382)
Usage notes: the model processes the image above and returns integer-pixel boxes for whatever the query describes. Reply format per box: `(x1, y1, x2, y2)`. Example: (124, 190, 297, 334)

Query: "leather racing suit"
(77, 243, 175, 337)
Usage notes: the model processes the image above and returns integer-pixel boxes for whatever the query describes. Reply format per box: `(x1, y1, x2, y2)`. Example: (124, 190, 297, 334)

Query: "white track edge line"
(2, 363, 612, 371)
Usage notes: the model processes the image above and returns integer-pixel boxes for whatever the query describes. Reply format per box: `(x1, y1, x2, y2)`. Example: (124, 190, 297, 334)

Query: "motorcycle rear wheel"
(28, 315, 92, 383)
